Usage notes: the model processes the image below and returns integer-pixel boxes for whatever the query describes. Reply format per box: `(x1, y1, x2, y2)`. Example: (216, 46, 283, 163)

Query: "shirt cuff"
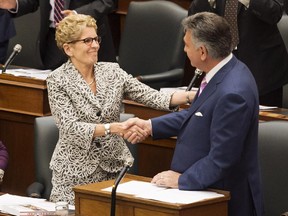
(8, 0, 19, 13)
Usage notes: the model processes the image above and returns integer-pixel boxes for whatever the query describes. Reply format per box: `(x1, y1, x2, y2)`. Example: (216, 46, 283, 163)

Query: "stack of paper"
(0, 194, 74, 216)
(102, 180, 224, 204)
(3, 69, 52, 80)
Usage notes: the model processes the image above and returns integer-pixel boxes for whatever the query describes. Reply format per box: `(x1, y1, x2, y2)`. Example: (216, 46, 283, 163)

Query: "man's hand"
(122, 117, 152, 144)
(0, 0, 17, 9)
(62, 10, 77, 17)
(151, 170, 180, 188)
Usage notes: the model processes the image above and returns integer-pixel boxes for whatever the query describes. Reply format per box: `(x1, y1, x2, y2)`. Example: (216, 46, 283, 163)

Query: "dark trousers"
(0, 40, 9, 64)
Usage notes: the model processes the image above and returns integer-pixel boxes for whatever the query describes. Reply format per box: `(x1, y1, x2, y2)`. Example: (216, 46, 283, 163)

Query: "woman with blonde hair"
(47, 14, 194, 204)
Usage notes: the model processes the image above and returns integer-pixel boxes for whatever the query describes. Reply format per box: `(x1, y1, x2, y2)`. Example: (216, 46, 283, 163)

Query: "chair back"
(278, 13, 288, 51)
(278, 13, 288, 107)
(118, 1, 187, 90)
(258, 121, 288, 215)
(34, 116, 59, 199)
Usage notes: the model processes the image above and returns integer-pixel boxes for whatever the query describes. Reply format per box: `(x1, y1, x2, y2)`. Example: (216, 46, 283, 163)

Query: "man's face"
(183, 30, 201, 68)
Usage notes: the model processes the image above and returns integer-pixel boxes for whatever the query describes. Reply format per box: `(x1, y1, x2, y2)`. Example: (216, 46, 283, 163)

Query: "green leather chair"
(258, 121, 288, 215)
(118, 1, 187, 90)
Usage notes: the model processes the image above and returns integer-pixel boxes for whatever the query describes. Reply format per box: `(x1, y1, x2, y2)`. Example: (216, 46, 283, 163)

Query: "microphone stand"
(2, 44, 22, 73)
(110, 160, 133, 216)
(186, 68, 203, 91)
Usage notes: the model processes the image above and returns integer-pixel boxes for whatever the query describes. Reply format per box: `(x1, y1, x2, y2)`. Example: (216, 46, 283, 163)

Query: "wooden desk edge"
(73, 174, 230, 210)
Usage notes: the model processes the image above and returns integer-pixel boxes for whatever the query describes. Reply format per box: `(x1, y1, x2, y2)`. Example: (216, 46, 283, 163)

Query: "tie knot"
(199, 77, 207, 95)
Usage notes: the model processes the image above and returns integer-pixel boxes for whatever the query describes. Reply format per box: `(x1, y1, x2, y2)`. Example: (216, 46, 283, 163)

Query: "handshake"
(114, 117, 152, 144)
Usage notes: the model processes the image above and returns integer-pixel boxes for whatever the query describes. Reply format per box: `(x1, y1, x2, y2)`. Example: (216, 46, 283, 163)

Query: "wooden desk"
(259, 109, 288, 121)
(0, 73, 50, 195)
(123, 100, 288, 177)
(74, 174, 230, 216)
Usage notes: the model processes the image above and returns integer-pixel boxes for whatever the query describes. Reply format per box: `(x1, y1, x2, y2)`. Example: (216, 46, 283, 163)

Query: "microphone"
(110, 158, 134, 216)
(186, 68, 203, 91)
(2, 44, 22, 73)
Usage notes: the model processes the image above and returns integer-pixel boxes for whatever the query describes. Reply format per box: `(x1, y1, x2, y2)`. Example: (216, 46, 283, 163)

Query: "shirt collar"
(205, 53, 233, 83)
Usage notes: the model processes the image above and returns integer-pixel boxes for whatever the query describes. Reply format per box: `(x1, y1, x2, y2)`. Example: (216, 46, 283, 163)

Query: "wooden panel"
(0, 74, 50, 116)
(0, 74, 50, 195)
(0, 112, 35, 194)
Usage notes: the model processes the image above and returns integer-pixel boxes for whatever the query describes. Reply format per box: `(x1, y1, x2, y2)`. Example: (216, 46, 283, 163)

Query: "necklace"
(88, 78, 95, 86)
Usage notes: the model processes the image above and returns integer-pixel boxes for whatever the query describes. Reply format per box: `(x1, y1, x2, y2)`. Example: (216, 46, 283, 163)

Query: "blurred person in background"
(0, 9, 15, 65)
(0, 0, 116, 70)
(188, 0, 288, 107)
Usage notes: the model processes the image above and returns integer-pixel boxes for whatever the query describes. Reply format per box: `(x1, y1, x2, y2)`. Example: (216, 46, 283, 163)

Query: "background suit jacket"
(0, 9, 15, 63)
(151, 56, 263, 216)
(14, 0, 115, 65)
(189, 0, 288, 96)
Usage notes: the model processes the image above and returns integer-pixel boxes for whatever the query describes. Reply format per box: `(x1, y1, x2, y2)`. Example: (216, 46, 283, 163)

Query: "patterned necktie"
(199, 76, 207, 95)
(224, 0, 239, 49)
(54, 0, 64, 25)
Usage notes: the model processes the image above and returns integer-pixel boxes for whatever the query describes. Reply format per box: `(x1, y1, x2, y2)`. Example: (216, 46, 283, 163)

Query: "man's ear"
(199, 45, 208, 61)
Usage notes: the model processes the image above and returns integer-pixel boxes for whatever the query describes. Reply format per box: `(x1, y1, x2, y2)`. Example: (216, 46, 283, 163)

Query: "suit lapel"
(65, 61, 100, 106)
(181, 56, 237, 127)
(182, 79, 217, 127)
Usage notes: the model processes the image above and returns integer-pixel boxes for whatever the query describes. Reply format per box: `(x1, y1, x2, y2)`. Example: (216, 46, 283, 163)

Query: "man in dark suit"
(189, 0, 288, 107)
(124, 12, 263, 216)
(0, 9, 15, 64)
(0, 0, 116, 70)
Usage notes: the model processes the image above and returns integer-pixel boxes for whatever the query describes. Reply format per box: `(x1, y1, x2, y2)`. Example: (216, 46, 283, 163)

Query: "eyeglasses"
(67, 36, 102, 46)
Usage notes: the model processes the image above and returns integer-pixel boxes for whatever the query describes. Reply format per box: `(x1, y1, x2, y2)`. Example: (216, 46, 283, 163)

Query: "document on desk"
(259, 105, 278, 110)
(4, 68, 52, 80)
(0, 194, 75, 215)
(102, 180, 224, 204)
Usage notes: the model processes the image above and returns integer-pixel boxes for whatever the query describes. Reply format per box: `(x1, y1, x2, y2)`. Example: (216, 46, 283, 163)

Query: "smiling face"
(63, 27, 100, 68)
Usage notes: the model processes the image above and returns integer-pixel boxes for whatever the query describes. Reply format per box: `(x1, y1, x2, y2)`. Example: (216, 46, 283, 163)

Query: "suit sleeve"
(178, 93, 253, 190)
(249, 0, 283, 24)
(151, 109, 190, 139)
(16, 0, 39, 17)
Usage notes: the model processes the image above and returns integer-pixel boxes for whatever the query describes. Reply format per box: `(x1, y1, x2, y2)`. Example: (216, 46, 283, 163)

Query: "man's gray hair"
(182, 12, 232, 59)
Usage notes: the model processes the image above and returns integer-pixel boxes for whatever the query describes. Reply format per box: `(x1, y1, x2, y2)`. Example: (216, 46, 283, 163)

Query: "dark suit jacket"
(151, 56, 263, 216)
(0, 9, 15, 63)
(189, 0, 288, 96)
(14, 0, 115, 66)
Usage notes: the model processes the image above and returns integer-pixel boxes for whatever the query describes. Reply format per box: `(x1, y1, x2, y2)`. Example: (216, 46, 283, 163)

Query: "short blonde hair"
(55, 14, 97, 50)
